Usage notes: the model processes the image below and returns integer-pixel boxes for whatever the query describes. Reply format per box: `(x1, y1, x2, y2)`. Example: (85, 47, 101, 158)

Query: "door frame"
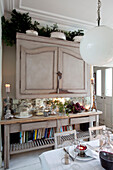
(94, 67, 113, 127)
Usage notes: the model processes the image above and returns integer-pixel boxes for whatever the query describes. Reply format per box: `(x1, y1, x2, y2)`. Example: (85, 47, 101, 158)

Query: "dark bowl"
(99, 151, 113, 170)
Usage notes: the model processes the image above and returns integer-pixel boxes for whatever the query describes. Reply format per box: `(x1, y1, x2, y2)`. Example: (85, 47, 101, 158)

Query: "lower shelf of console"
(10, 131, 89, 155)
(10, 138, 54, 155)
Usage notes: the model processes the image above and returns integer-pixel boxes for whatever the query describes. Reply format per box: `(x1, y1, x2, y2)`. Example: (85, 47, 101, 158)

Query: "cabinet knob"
(57, 71, 62, 79)
(101, 97, 106, 99)
(57, 71, 62, 94)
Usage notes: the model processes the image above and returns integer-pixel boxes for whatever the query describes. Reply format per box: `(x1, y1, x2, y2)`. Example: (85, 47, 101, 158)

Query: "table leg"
(89, 116, 94, 127)
(4, 125, 10, 169)
(56, 120, 61, 132)
(95, 115, 99, 135)
(96, 115, 99, 127)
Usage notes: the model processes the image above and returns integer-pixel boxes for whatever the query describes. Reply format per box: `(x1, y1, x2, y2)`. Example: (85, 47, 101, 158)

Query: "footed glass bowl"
(76, 144, 87, 155)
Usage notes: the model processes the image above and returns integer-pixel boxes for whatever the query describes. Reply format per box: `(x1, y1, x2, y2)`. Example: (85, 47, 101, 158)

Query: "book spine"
(47, 128, 50, 138)
(20, 132, 22, 144)
(25, 131, 29, 143)
(38, 129, 41, 139)
(28, 131, 33, 141)
(33, 130, 35, 140)
(39, 129, 42, 139)
(44, 128, 47, 138)
(52, 128, 54, 137)
(49, 128, 52, 138)
(67, 126, 69, 131)
(22, 132, 25, 143)
(60, 127, 63, 132)
(42, 128, 45, 138)
(45, 128, 48, 138)
(36, 129, 38, 139)
(35, 130, 37, 140)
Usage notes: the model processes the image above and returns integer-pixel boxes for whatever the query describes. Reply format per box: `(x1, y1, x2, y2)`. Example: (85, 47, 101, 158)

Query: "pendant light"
(80, 0, 113, 66)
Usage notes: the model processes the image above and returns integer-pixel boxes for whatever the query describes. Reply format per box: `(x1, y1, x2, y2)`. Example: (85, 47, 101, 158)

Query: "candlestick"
(4, 84, 13, 119)
(5, 84, 10, 93)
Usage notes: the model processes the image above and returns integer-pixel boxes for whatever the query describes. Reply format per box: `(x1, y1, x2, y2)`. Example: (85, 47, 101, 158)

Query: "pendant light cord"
(97, 0, 101, 26)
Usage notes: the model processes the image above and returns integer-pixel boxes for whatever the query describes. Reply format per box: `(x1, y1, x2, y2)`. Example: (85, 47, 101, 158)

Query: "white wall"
(2, 44, 16, 98)
(0, 5, 2, 168)
(0, 0, 4, 166)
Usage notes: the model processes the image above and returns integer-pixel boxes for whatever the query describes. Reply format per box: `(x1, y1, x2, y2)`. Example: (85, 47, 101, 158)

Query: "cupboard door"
(58, 48, 88, 94)
(20, 46, 58, 94)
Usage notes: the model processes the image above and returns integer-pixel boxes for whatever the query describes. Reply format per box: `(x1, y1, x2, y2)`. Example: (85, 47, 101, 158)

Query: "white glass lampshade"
(80, 26, 113, 66)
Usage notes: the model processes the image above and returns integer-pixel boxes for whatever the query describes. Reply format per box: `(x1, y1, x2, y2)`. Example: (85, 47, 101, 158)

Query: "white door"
(95, 67, 113, 127)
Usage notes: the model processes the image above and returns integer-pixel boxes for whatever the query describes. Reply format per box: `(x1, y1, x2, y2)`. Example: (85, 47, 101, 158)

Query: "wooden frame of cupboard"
(0, 111, 102, 169)
(16, 33, 90, 99)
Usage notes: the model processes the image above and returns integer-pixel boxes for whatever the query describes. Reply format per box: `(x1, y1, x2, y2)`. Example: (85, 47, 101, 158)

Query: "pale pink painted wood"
(89, 125, 106, 141)
(16, 33, 90, 99)
(21, 46, 57, 94)
(58, 48, 88, 93)
(54, 130, 77, 149)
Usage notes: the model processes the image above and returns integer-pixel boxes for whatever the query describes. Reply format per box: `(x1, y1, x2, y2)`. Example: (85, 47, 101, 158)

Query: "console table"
(0, 111, 102, 169)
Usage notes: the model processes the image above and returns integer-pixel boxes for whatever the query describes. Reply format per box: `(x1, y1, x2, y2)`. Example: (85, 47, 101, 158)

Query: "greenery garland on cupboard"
(2, 9, 84, 46)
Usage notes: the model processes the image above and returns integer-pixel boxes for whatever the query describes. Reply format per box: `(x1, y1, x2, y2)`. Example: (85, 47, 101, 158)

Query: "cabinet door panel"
(21, 47, 57, 94)
(59, 48, 88, 93)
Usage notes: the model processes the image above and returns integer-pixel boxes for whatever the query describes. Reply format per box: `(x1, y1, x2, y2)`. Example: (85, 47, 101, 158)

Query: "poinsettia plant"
(65, 101, 85, 114)
(72, 102, 85, 113)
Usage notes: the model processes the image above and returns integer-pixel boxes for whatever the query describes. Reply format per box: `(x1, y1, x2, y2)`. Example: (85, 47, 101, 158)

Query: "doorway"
(94, 67, 113, 127)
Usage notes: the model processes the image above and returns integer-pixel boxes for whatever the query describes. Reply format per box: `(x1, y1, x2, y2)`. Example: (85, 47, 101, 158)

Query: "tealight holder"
(76, 144, 87, 156)
(85, 105, 90, 112)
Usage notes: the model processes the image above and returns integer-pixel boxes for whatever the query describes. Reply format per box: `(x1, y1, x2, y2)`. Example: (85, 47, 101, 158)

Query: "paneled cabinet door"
(20, 46, 58, 94)
(58, 48, 88, 94)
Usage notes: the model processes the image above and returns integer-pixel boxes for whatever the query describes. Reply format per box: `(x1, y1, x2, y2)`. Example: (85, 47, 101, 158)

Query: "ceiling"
(3, 0, 113, 31)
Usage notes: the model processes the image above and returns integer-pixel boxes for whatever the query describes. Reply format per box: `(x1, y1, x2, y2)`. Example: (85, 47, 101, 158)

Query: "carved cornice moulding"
(0, 0, 4, 16)
(4, 0, 95, 30)
(5, 0, 14, 12)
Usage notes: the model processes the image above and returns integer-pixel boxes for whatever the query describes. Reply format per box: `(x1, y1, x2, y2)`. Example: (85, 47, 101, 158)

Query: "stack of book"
(19, 124, 80, 144)
(19, 127, 56, 144)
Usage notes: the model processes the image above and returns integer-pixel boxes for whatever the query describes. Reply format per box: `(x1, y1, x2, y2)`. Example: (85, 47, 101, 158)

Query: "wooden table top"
(0, 110, 102, 125)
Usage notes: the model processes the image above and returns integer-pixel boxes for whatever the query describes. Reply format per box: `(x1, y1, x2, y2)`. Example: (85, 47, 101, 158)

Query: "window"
(105, 68, 112, 97)
(96, 70, 101, 96)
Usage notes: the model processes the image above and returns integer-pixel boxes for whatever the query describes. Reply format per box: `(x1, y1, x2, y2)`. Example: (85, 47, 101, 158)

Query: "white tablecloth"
(39, 140, 104, 170)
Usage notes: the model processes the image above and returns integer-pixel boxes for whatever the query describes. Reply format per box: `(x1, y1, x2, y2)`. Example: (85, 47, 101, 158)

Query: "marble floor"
(1, 147, 52, 170)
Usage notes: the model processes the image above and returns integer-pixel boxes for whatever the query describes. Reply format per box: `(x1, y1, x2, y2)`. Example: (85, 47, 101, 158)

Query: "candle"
(79, 103, 82, 106)
(5, 84, 10, 93)
(85, 105, 90, 112)
(60, 98, 65, 104)
(91, 78, 94, 84)
(78, 145, 87, 150)
(85, 105, 90, 109)
(79, 146, 84, 150)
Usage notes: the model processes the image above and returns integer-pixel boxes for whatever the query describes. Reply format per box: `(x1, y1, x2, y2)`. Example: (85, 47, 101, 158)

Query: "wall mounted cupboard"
(16, 33, 90, 99)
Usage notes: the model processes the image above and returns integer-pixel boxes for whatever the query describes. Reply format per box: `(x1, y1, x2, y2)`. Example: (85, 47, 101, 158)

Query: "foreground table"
(39, 140, 104, 170)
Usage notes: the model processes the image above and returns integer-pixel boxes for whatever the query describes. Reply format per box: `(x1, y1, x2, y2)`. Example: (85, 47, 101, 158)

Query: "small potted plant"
(58, 102, 65, 116)
(50, 24, 66, 40)
(73, 30, 84, 43)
